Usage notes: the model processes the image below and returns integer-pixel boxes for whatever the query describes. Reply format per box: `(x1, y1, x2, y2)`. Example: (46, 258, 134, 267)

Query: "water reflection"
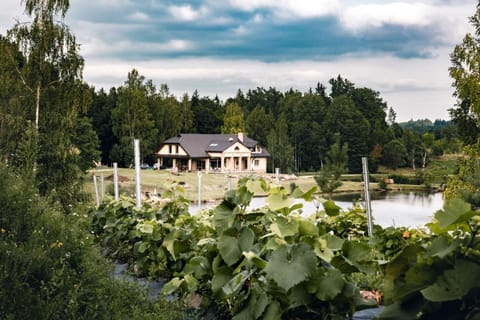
(190, 191, 444, 228)
(331, 191, 443, 228)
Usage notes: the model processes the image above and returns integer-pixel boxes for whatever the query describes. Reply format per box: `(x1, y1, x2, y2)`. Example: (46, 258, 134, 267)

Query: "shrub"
(0, 164, 184, 320)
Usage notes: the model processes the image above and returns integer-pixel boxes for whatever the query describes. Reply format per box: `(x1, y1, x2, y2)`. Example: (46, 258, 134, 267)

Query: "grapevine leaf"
(298, 220, 318, 237)
(232, 289, 269, 320)
(434, 198, 471, 229)
(246, 179, 267, 195)
(161, 277, 184, 295)
(266, 192, 295, 212)
(313, 269, 345, 300)
(184, 274, 199, 292)
(214, 200, 236, 230)
(270, 216, 299, 238)
(218, 228, 242, 266)
(212, 266, 233, 295)
(314, 237, 334, 262)
(134, 241, 149, 254)
(426, 235, 460, 259)
(261, 300, 282, 320)
(239, 227, 255, 252)
(183, 256, 210, 278)
(265, 244, 317, 291)
(162, 231, 177, 260)
(421, 260, 480, 302)
(323, 200, 340, 216)
(138, 222, 154, 234)
(322, 233, 344, 251)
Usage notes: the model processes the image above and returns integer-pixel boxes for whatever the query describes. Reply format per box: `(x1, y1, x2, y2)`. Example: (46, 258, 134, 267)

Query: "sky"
(0, 0, 476, 122)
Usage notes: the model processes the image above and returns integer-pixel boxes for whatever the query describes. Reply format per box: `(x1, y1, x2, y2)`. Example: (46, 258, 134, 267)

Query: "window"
(176, 145, 179, 153)
(254, 160, 259, 167)
(234, 146, 240, 151)
(169, 145, 172, 154)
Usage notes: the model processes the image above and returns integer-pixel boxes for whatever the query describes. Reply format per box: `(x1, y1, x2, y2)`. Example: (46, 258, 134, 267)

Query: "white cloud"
(340, 2, 431, 31)
(128, 11, 149, 22)
(169, 5, 205, 21)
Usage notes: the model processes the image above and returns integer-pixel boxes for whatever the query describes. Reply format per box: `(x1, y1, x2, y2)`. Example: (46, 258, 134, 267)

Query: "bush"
(0, 164, 184, 320)
(388, 174, 424, 185)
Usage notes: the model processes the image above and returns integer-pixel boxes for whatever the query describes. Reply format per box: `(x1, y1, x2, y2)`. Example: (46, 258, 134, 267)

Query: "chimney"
(237, 132, 244, 142)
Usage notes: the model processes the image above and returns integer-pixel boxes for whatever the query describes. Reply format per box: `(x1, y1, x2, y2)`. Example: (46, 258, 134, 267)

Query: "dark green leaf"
(265, 244, 317, 291)
(434, 198, 471, 229)
(421, 259, 480, 302)
(323, 200, 340, 216)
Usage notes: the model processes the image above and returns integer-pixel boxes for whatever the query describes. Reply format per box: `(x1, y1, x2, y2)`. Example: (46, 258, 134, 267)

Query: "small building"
(155, 132, 270, 173)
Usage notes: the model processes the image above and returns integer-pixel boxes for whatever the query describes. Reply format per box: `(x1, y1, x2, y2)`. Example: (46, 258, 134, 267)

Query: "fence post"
(362, 157, 374, 237)
(93, 175, 100, 207)
(113, 162, 119, 201)
(134, 139, 141, 208)
(198, 171, 202, 208)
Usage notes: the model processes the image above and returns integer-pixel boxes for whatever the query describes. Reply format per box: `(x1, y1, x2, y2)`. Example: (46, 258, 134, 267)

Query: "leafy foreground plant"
(378, 198, 480, 319)
(153, 178, 377, 319)
(0, 164, 185, 320)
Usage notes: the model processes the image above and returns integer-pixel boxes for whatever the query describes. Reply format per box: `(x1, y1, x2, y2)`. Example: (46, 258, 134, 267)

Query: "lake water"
(190, 191, 444, 228)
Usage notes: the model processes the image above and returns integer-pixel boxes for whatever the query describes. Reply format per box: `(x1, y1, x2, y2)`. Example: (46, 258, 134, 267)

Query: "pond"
(190, 191, 444, 228)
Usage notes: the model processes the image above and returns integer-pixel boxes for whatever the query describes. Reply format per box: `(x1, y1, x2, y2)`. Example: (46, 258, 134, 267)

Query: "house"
(155, 133, 270, 173)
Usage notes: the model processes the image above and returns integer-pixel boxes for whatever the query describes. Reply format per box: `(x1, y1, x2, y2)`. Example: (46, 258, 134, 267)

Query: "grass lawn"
(85, 154, 460, 204)
(84, 168, 374, 203)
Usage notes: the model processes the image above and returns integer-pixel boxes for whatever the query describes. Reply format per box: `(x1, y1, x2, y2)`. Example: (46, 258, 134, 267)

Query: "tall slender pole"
(113, 162, 119, 201)
(93, 175, 100, 207)
(198, 171, 202, 208)
(100, 173, 105, 200)
(362, 157, 374, 236)
(134, 139, 141, 208)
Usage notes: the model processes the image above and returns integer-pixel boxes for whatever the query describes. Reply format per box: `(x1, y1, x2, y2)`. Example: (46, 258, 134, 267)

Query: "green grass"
(85, 154, 460, 203)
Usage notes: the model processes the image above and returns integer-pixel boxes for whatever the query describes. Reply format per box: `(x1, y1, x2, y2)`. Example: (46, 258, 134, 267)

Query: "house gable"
(157, 143, 188, 157)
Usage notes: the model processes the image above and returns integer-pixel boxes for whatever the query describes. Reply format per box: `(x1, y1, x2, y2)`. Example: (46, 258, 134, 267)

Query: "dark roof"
(162, 133, 269, 158)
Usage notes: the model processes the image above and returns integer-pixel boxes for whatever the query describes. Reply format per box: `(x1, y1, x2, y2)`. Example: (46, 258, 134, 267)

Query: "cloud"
(340, 2, 431, 31)
(128, 11, 149, 22)
(169, 5, 204, 21)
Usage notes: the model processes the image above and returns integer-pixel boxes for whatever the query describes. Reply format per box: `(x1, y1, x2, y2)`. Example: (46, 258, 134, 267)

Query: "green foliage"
(267, 114, 295, 173)
(449, 3, 480, 145)
(221, 102, 246, 134)
(388, 174, 424, 185)
(92, 177, 380, 319)
(444, 143, 480, 208)
(314, 133, 348, 198)
(111, 69, 158, 166)
(378, 198, 480, 319)
(0, 164, 185, 320)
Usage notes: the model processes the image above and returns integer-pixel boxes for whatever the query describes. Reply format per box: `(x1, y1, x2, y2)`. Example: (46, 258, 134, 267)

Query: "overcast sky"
(0, 0, 476, 122)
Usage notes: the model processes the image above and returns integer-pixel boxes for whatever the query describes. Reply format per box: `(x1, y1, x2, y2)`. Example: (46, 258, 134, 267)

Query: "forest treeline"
(85, 69, 461, 173)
